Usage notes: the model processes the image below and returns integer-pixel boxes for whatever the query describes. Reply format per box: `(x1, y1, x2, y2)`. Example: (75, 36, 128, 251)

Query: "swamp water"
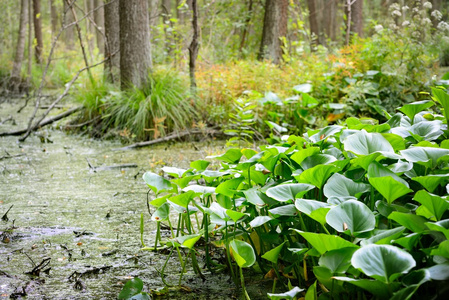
(0, 100, 270, 299)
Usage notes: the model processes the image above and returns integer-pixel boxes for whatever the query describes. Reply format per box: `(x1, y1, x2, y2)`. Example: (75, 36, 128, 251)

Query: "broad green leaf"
(293, 83, 313, 93)
(269, 204, 297, 217)
(382, 133, 406, 151)
(291, 229, 358, 255)
(367, 161, 409, 187)
(168, 191, 195, 208)
(343, 130, 395, 155)
(394, 233, 422, 251)
(300, 154, 337, 170)
(431, 87, 449, 124)
(360, 227, 406, 246)
(249, 216, 273, 228)
(427, 262, 449, 280)
(305, 280, 317, 300)
(400, 147, 449, 169)
(412, 174, 449, 193)
(297, 165, 341, 188)
(118, 277, 143, 299)
(318, 247, 357, 274)
(266, 121, 288, 133)
(398, 100, 434, 122)
(369, 177, 412, 204)
(207, 148, 242, 164)
(410, 120, 443, 141)
(425, 219, 449, 239)
(190, 159, 210, 171)
(149, 194, 171, 207)
(243, 188, 268, 207)
(226, 209, 247, 223)
(151, 202, 170, 222)
(295, 199, 330, 225)
(388, 212, 429, 233)
(326, 200, 376, 235)
(414, 190, 449, 221)
(262, 241, 286, 264)
(323, 173, 370, 198)
(351, 244, 416, 283)
(143, 172, 172, 194)
(161, 166, 186, 178)
(230, 239, 256, 268)
(333, 277, 399, 298)
(309, 125, 343, 143)
(267, 286, 304, 300)
(216, 177, 244, 198)
(266, 183, 314, 202)
(430, 240, 449, 258)
(175, 233, 202, 249)
(183, 185, 216, 195)
(290, 147, 320, 165)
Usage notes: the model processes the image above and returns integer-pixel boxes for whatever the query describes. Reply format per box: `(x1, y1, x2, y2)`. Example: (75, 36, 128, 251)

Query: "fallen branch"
(113, 128, 222, 151)
(0, 116, 13, 125)
(0, 106, 82, 137)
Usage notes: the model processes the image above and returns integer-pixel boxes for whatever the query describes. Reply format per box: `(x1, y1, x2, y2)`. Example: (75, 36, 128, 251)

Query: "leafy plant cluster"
(141, 88, 449, 299)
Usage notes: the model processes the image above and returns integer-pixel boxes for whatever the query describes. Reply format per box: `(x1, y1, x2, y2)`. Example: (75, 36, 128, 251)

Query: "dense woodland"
(2, 1, 449, 299)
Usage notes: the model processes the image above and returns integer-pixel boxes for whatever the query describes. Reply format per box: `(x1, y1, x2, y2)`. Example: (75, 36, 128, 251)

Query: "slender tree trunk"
(10, 0, 28, 92)
(86, 0, 95, 59)
(50, 0, 59, 38)
(162, 0, 173, 58)
(258, 0, 288, 64)
(352, 0, 363, 38)
(306, 0, 323, 50)
(104, 0, 120, 83)
(27, 0, 33, 89)
(189, 0, 199, 91)
(93, 0, 105, 54)
(119, 0, 152, 89)
(33, 0, 44, 64)
(323, 0, 338, 42)
(239, 0, 254, 54)
(63, 0, 75, 49)
(149, 0, 160, 27)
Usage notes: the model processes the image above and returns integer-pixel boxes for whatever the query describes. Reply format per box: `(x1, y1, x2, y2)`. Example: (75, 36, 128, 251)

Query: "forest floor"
(0, 98, 271, 299)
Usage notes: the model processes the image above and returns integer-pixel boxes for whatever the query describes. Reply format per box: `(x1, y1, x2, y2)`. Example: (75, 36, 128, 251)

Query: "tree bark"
(323, 0, 338, 42)
(258, 0, 288, 64)
(149, 0, 160, 27)
(352, 0, 363, 38)
(86, 0, 95, 59)
(93, 0, 105, 54)
(162, 0, 173, 58)
(63, 0, 75, 49)
(239, 0, 254, 54)
(104, 0, 120, 84)
(119, 0, 152, 89)
(50, 0, 59, 38)
(10, 0, 28, 92)
(32, 0, 44, 64)
(189, 0, 199, 91)
(306, 0, 323, 50)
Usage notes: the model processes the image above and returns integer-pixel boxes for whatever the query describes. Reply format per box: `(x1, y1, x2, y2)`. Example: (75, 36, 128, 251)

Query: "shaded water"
(0, 99, 270, 299)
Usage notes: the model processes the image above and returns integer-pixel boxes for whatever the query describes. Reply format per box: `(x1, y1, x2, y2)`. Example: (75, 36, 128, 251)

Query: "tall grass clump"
(104, 70, 197, 140)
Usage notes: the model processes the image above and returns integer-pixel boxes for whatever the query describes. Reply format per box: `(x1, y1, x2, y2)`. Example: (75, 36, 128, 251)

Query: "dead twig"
(0, 116, 13, 125)
(113, 128, 222, 151)
(1, 205, 13, 221)
(0, 106, 82, 137)
(25, 257, 51, 277)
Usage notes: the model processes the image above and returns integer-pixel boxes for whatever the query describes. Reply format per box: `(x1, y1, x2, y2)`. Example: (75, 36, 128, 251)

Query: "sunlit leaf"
(323, 173, 370, 198)
(291, 229, 358, 255)
(230, 239, 256, 268)
(262, 241, 286, 264)
(143, 172, 172, 194)
(326, 200, 375, 235)
(266, 183, 314, 202)
(267, 286, 304, 300)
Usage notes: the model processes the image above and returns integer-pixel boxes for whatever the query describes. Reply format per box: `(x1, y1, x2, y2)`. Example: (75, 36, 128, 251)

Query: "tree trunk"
(104, 0, 120, 84)
(33, 0, 44, 64)
(10, 0, 28, 92)
(149, 0, 160, 27)
(306, 0, 323, 50)
(50, 0, 59, 38)
(189, 0, 199, 91)
(119, 0, 152, 89)
(352, 0, 363, 38)
(63, 0, 75, 49)
(27, 0, 33, 88)
(258, 0, 288, 64)
(86, 0, 95, 59)
(93, 0, 105, 54)
(239, 0, 254, 54)
(323, 0, 338, 42)
(162, 0, 173, 58)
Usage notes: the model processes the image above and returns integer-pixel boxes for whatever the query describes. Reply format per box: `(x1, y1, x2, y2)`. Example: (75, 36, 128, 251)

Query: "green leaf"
(118, 277, 143, 299)
(249, 216, 273, 228)
(290, 147, 320, 165)
(425, 219, 449, 239)
(266, 183, 314, 202)
(262, 241, 286, 264)
(293, 83, 313, 93)
(343, 130, 395, 155)
(151, 202, 170, 222)
(351, 244, 416, 283)
(388, 212, 429, 233)
(297, 164, 341, 188)
(382, 133, 406, 151)
(207, 148, 242, 164)
(168, 191, 195, 208)
(414, 190, 449, 221)
(323, 173, 370, 198)
(318, 247, 357, 274)
(175, 233, 202, 249)
(295, 199, 330, 225)
(367, 161, 409, 187)
(333, 277, 398, 298)
(360, 227, 406, 246)
(266, 121, 288, 133)
(269, 204, 297, 217)
(226, 209, 247, 223)
(431, 87, 449, 124)
(394, 233, 422, 251)
(216, 177, 244, 198)
(190, 159, 210, 171)
(305, 280, 317, 300)
(400, 147, 449, 169)
(183, 185, 216, 195)
(410, 120, 443, 141)
(369, 177, 412, 204)
(243, 188, 268, 207)
(427, 262, 449, 280)
(230, 239, 256, 268)
(267, 286, 304, 300)
(143, 172, 172, 194)
(291, 229, 359, 255)
(300, 154, 337, 170)
(326, 200, 376, 235)
(162, 166, 186, 178)
(398, 100, 434, 122)
(412, 174, 449, 193)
